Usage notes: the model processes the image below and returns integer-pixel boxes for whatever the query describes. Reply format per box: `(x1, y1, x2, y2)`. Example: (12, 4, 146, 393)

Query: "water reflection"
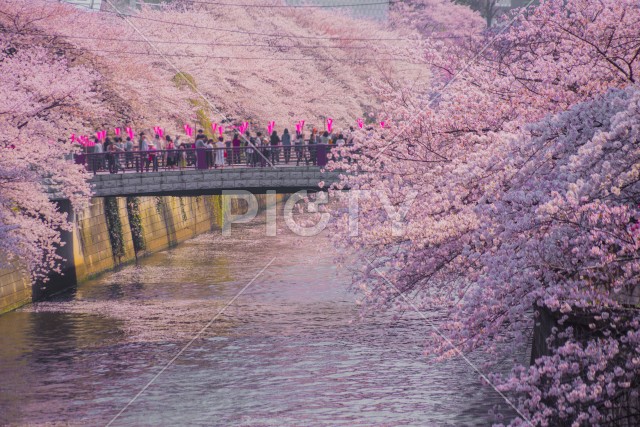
(0, 215, 518, 426)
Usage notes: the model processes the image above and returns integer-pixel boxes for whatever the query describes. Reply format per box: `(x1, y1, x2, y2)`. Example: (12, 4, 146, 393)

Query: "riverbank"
(0, 194, 282, 314)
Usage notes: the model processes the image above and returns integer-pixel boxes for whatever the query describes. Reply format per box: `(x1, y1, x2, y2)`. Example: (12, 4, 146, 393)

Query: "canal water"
(0, 214, 520, 426)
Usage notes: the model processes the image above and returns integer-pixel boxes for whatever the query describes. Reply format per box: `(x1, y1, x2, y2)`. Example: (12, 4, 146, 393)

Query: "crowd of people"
(85, 126, 355, 173)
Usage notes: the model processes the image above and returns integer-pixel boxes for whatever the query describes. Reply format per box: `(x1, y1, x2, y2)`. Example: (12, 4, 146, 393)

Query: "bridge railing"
(76, 144, 347, 175)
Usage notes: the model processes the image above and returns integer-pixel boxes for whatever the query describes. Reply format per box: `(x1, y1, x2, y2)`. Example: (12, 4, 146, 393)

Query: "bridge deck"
(86, 165, 341, 198)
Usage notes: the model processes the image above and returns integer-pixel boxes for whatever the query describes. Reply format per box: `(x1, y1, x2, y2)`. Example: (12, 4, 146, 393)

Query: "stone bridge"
(84, 166, 342, 198)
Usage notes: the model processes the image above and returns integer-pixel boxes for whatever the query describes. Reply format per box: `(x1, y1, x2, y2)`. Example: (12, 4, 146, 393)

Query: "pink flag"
(357, 118, 364, 129)
(115, 128, 121, 136)
(267, 121, 275, 135)
(326, 118, 333, 133)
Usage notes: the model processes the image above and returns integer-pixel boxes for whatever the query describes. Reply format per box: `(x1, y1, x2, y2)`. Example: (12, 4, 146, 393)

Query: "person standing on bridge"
(309, 128, 318, 166)
(147, 142, 159, 172)
(282, 128, 292, 164)
(295, 131, 307, 166)
(270, 130, 281, 164)
(124, 137, 134, 169)
(177, 137, 187, 169)
(93, 137, 104, 172)
(139, 133, 150, 172)
(166, 137, 177, 169)
(215, 137, 225, 168)
(262, 135, 272, 167)
(232, 132, 241, 165)
(206, 138, 215, 168)
(321, 131, 330, 145)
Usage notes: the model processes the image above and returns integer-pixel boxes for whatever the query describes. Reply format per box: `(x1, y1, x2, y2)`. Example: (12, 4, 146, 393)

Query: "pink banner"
(115, 128, 121, 136)
(326, 118, 333, 133)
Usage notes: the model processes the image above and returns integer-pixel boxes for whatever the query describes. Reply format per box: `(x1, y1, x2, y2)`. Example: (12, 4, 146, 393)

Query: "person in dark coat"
(270, 130, 281, 164)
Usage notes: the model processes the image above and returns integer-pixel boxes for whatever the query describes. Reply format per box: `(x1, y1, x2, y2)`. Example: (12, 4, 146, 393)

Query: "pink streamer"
(326, 118, 333, 133)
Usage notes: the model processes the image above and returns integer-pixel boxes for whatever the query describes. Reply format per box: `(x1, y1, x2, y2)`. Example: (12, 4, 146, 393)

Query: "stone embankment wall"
(0, 194, 280, 314)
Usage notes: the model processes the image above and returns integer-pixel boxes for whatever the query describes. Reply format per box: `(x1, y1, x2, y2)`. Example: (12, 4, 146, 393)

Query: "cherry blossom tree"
(26, 0, 427, 133)
(328, 0, 640, 424)
(388, 0, 484, 39)
(0, 0, 426, 278)
(0, 37, 99, 279)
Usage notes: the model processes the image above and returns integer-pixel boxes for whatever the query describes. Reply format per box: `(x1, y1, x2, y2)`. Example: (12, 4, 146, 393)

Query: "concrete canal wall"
(0, 193, 281, 314)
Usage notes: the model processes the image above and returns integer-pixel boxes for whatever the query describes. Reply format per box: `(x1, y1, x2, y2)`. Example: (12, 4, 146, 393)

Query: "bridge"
(88, 166, 342, 198)
(45, 145, 345, 199)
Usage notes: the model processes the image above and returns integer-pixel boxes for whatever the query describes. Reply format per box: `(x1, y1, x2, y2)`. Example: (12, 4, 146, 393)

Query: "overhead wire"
(138, 0, 395, 8)
(2, 30, 468, 47)
(42, 45, 423, 64)
(76, 6, 412, 41)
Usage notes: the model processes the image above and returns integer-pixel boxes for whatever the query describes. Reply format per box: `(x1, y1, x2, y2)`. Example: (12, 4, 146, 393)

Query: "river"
(0, 214, 521, 426)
